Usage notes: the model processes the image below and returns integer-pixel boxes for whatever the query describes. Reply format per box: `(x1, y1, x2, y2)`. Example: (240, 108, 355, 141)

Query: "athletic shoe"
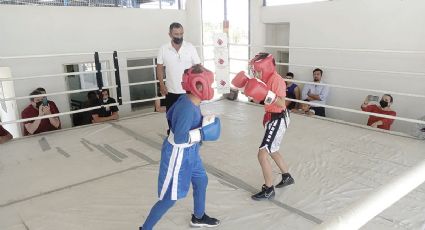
(190, 213, 220, 228)
(276, 173, 294, 188)
(251, 185, 275, 200)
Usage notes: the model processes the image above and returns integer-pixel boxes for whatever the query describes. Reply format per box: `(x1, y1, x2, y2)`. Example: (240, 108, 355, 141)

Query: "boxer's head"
(249, 52, 276, 83)
(182, 64, 214, 101)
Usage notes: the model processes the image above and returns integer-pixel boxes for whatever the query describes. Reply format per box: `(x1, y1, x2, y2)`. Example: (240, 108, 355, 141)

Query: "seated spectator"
(291, 100, 315, 116)
(0, 119, 13, 144)
(284, 72, 301, 110)
(301, 68, 330, 117)
(83, 91, 100, 108)
(21, 89, 61, 135)
(361, 94, 396, 130)
(36, 87, 61, 116)
(91, 89, 119, 123)
(79, 91, 100, 125)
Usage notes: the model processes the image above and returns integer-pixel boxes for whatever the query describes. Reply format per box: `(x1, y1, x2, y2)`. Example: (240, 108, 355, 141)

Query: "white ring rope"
(276, 62, 425, 78)
(315, 159, 425, 230)
(0, 96, 165, 126)
(263, 45, 425, 55)
(122, 65, 157, 71)
(0, 69, 116, 82)
(121, 80, 161, 87)
(121, 96, 165, 105)
(0, 103, 118, 126)
(1, 44, 422, 64)
(115, 45, 204, 54)
(284, 79, 425, 99)
(0, 51, 113, 60)
(0, 85, 118, 102)
(287, 98, 425, 125)
(229, 71, 425, 100)
(226, 57, 425, 78)
(228, 43, 425, 55)
(0, 95, 166, 126)
(0, 45, 205, 60)
(114, 48, 159, 54)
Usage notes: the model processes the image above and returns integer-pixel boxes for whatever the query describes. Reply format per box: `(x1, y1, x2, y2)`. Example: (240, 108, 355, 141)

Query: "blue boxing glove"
(200, 115, 221, 141)
(188, 115, 221, 143)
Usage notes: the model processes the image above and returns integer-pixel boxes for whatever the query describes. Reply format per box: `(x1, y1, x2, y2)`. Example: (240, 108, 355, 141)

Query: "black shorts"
(165, 93, 184, 112)
(259, 109, 290, 153)
(312, 106, 326, 117)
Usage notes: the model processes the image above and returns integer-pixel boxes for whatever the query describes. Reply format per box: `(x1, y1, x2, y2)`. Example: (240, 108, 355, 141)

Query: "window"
(265, 0, 329, 6)
(202, 0, 249, 75)
(227, 0, 249, 75)
(0, 0, 186, 9)
(139, 0, 186, 9)
(202, 0, 225, 72)
(127, 58, 157, 111)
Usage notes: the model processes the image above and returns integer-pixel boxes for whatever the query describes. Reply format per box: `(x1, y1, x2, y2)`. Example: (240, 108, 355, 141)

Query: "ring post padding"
(94, 52, 103, 91)
(113, 51, 122, 105)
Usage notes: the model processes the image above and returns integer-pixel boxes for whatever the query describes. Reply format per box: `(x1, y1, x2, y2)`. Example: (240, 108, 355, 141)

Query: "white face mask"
(103, 98, 108, 103)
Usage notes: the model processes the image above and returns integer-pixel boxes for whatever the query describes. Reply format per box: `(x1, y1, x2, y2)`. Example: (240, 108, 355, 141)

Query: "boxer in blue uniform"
(140, 64, 221, 230)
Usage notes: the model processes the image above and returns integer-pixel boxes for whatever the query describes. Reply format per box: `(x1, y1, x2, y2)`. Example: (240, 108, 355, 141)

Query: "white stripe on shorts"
(270, 118, 287, 153)
(171, 147, 185, 200)
(159, 146, 179, 200)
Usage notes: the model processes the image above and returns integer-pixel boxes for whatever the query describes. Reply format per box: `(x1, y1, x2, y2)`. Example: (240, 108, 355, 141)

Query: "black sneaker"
(276, 173, 295, 188)
(190, 213, 220, 228)
(251, 185, 275, 201)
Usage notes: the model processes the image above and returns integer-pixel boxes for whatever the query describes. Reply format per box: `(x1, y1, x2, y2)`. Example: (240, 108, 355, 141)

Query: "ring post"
(113, 51, 122, 105)
(94, 52, 103, 92)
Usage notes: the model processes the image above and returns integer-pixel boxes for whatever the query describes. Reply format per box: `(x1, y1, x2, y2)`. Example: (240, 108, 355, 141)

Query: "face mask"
(172, 37, 183, 45)
(103, 99, 108, 103)
(379, 100, 388, 108)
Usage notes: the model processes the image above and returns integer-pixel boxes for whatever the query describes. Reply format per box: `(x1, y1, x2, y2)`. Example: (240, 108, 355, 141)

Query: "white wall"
(0, 4, 202, 136)
(253, 0, 425, 134)
(250, 0, 267, 56)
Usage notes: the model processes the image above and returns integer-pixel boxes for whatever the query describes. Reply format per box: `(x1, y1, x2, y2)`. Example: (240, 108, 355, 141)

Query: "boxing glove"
(231, 71, 250, 88)
(189, 115, 221, 143)
(244, 78, 276, 105)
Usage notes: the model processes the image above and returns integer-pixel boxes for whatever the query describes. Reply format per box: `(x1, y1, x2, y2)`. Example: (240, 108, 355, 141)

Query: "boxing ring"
(1, 42, 425, 230)
(0, 100, 425, 230)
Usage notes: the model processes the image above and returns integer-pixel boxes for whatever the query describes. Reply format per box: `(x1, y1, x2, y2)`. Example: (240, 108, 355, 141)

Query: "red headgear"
(182, 66, 214, 101)
(249, 53, 276, 83)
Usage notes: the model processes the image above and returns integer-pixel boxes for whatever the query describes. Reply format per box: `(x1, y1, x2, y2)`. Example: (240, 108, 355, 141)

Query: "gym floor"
(1, 100, 424, 230)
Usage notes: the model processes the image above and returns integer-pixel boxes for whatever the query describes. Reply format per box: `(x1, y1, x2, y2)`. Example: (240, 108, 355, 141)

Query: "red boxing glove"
(231, 71, 249, 88)
(244, 78, 277, 104)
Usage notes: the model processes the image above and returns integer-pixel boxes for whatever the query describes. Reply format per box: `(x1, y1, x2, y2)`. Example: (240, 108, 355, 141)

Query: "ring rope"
(288, 98, 425, 125)
(0, 85, 118, 102)
(0, 69, 116, 82)
(0, 103, 118, 126)
(284, 79, 425, 99)
(0, 95, 167, 126)
(121, 80, 162, 87)
(227, 43, 425, 55)
(227, 57, 425, 77)
(277, 62, 425, 78)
